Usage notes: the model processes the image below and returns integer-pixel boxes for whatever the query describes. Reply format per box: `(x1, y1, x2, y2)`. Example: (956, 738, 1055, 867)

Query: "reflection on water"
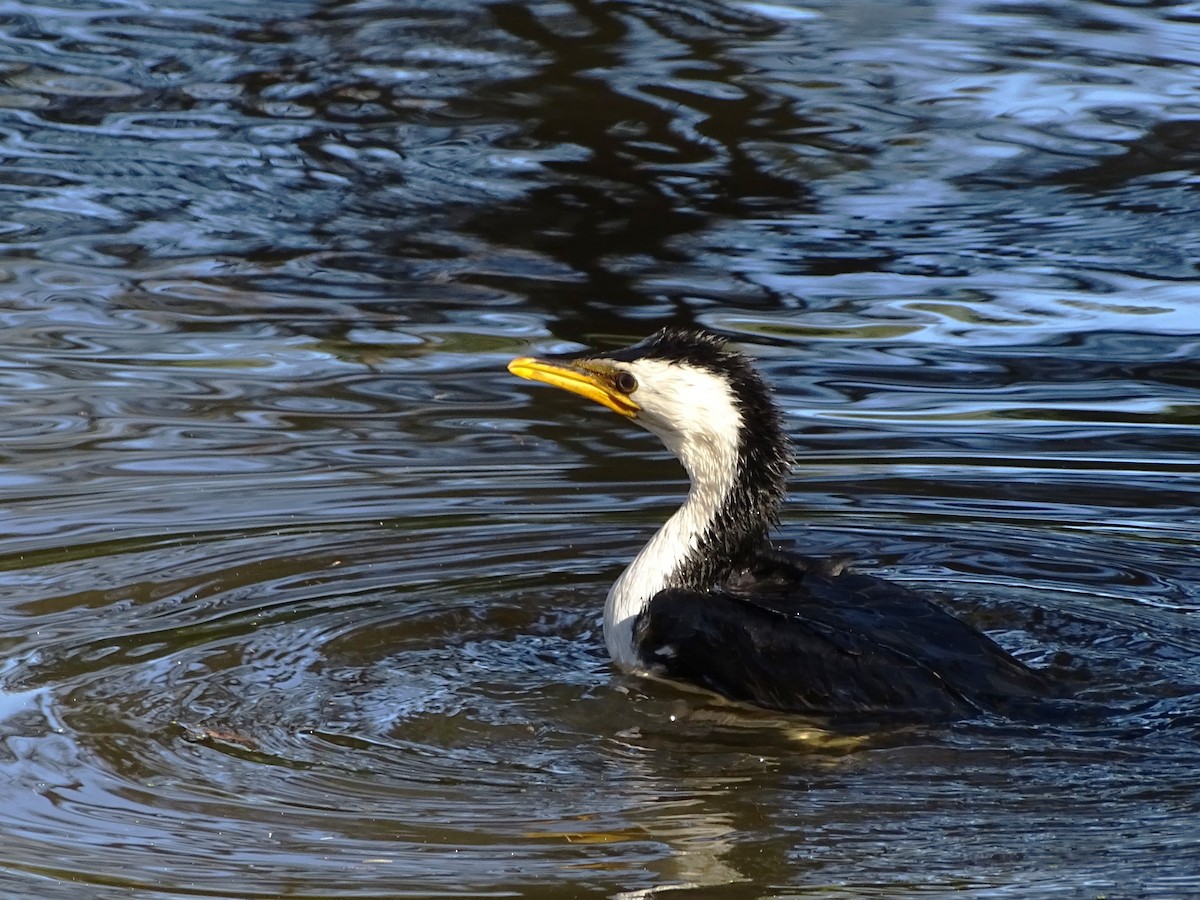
(0, 0, 1198, 896)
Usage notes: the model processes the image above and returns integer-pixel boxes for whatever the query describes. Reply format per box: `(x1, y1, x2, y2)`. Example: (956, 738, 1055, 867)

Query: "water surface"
(0, 0, 1199, 897)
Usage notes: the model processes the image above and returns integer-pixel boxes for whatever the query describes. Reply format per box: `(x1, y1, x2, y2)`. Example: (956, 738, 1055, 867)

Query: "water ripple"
(0, 0, 1198, 896)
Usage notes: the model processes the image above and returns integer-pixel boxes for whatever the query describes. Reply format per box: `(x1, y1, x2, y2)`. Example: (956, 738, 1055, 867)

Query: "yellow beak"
(508, 357, 639, 418)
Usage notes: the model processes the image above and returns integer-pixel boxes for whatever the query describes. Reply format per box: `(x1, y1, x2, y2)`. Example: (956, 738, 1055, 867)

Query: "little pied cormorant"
(508, 327, 1062, 721)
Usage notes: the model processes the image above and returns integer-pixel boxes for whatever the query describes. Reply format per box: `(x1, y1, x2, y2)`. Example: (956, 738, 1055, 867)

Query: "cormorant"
(508, 327, 1061, 721)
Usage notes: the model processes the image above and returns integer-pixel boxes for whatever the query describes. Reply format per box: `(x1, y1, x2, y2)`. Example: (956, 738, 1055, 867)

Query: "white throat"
(602, 361, 743, 669)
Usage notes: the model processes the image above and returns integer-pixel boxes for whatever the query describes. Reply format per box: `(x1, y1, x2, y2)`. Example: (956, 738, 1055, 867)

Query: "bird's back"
(636, 548, 1064, 723)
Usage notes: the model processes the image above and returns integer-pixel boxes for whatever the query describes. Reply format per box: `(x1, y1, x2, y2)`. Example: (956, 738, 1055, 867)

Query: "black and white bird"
(508, 327, 1062, 722)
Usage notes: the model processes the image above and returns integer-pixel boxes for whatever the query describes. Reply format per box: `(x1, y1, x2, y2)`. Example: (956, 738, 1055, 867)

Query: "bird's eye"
(615, 371, 638, 394)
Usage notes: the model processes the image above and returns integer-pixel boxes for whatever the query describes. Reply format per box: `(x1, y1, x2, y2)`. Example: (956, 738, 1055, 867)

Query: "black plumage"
(638, 553, 1060, 721)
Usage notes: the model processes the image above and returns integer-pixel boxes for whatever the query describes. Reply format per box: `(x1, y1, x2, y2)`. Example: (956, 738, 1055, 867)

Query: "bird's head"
(508, 328, 791, 502)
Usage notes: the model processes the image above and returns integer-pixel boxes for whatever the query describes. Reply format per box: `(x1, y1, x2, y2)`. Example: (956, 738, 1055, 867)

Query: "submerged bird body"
(509, 328, 1059, 721)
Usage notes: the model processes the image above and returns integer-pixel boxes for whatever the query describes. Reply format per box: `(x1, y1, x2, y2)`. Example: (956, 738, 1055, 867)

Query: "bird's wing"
(637, 555, 1060, 720)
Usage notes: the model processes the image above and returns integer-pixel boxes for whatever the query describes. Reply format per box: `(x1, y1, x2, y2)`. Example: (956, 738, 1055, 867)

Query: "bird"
(508, 327, 1063, 723)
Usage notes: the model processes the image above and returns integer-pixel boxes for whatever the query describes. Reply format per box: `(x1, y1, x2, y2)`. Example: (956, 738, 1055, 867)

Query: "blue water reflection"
(0, 0, 1197, 897)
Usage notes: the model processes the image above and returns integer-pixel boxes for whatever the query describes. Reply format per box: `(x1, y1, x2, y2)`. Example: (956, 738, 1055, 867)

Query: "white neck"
(603, 380, 742, 669)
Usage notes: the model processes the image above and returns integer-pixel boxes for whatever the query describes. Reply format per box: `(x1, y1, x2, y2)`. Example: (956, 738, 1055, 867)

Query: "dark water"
(0, 0, 1198, 896)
